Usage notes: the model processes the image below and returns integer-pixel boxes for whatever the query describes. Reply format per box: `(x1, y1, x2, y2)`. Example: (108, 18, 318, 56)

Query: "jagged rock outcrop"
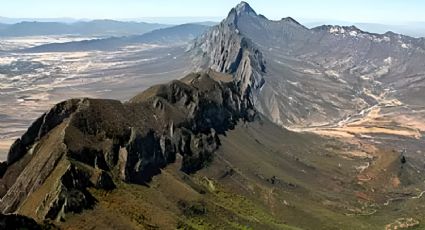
(0, 71, 254, 222)
(191, 1, 266, 106)
(6, 99, 80, 166)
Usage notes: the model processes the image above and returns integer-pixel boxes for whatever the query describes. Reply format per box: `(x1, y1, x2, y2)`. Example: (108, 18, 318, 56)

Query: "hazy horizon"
(0, 1, 425, 38)
(1, 0, 425, 25)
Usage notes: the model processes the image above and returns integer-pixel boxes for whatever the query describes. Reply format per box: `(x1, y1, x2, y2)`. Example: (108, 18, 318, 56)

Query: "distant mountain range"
(0, 23, 8, 29)
(0, 20, 172, 37)
(0, 16, 79, 24)
(1, 15, 424, 38)
(25, 23, 210, 52)
(0, 16, 222, 25)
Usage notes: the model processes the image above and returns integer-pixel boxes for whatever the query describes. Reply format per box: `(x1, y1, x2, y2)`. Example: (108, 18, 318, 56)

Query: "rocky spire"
(225, 1, 257, 23)
(234, 1, 257, 16)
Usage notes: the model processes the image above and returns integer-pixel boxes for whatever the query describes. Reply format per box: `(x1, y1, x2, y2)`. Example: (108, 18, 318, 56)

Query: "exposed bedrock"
(0, 72, 255, 221)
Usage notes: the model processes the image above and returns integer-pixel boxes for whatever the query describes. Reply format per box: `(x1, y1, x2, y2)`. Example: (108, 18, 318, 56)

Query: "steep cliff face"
(0, 71, 254, 221)
(191, 2, 266, 106)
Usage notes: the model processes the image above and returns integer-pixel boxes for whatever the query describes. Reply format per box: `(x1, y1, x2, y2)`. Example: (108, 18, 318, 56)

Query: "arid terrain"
(0, 38, 193, 160)
(1, 2, 425, 230)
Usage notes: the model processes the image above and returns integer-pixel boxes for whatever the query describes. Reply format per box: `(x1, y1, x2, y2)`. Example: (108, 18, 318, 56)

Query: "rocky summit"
(192, 1, 425, 129)
(0, 71, 256, 221)
(1, 2, 425, 230)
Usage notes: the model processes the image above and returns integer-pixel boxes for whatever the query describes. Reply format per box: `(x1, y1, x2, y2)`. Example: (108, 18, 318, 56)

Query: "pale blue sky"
(1, 0, 424, 24)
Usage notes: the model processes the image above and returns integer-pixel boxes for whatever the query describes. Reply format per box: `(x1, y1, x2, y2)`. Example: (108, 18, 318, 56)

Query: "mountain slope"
(191, 2, 425, 131)
(1, 70, 424, 229)
(3, 92, 424, 229)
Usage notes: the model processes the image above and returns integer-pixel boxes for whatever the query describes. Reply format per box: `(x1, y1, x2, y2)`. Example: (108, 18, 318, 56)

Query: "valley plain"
(0, 38, 192, 160)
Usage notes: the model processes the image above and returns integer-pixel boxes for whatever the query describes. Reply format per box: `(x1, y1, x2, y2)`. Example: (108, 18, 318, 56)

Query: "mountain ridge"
(0, 20, 170, 37)
(0, 71, 256, 221)
(24, 23, 209, 52)
(191, 1, 425, 129)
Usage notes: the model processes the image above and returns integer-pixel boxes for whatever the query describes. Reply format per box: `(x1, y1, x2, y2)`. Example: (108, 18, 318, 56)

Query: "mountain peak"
(234, 1, 256, 16)
(281, 17, 304, 27)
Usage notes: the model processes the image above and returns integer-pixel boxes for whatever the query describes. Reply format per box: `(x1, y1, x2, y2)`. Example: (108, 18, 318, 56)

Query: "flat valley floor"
(0, 36, 192, 160)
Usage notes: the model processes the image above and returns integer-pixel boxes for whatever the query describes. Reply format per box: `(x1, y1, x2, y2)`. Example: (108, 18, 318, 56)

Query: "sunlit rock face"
(191, 1, 425, 129)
